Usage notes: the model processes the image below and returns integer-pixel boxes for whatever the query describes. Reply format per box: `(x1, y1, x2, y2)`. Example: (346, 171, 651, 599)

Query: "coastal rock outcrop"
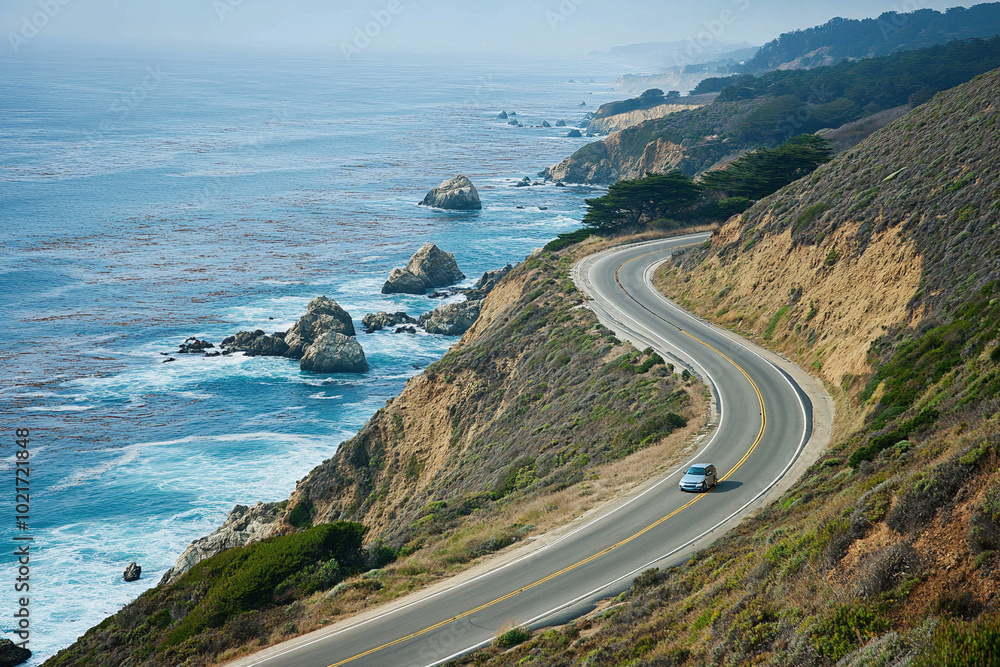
(177, 337, 214, 354)
(123, 562, 141, 582)
(419, 175, 482, 210)
(0, 639, 30, 667)
(300, 332, 369, 373)
(465, 263, 513, 300)
(160, 502, 284, 585)
(381, 268, 428, 295)
(284, 296, 356, 358)
(420, 300, 483, 336)
(381, 243, 465, 295)
(222, 330, 289, 357)
(363, 311, 417, 332)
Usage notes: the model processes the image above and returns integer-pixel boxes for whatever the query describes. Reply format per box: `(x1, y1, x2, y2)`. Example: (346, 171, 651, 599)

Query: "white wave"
(22, 404, 94, 412)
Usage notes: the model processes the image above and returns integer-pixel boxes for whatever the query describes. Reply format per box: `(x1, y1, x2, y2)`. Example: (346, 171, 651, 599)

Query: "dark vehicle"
(679, 463, 718, 492)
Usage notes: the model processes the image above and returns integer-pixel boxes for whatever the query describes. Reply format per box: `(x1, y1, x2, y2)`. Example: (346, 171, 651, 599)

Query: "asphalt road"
(229, 234, 814, 667)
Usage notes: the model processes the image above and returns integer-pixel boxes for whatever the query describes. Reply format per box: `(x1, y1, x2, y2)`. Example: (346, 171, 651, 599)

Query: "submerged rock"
(381, 243, 466, 295)
(284, 296, 356, 358)
(420, 299, 483, 336)
(177, 337, 214, 354)
(555, 119, 567, 127)
(123, 562, 141, 582)
(419, 175, 482, 211)
(222, 329, 289, 357)
(362, 311, 417, 332)
(300, 332, 369, 373)
(160, 502, 284, 585)
(514, 176, 531, 187)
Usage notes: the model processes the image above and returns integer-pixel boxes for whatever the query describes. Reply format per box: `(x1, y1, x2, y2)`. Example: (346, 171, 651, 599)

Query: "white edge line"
(429, 237, 812, 666)
(237, 235, 809, 667)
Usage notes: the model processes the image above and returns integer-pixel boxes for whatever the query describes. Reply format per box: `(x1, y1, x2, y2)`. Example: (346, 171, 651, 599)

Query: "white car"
(679, 463, 718, 492)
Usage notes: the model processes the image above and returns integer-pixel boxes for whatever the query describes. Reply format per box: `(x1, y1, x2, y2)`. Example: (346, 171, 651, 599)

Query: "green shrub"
(911, 614, 1000, 666)
(287, 502, 313, 528)
(494, 625, 532, 648)
(812, 603, 888, 661)
(163, 522, 365, 648)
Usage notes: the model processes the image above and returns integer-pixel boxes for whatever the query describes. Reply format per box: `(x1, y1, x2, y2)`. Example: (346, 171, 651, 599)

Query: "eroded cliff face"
(587, 102, 707, 135)
(544, 131, 735, 185)
(658, 68, 1000, 388)
(283, 249, 700, 546)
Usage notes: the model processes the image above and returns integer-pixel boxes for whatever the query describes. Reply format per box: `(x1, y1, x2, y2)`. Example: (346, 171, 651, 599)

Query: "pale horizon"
(1, 0, 985, 60)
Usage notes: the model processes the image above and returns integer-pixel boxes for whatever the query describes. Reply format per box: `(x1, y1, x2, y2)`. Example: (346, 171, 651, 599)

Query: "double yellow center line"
(328, 242, 766, 666)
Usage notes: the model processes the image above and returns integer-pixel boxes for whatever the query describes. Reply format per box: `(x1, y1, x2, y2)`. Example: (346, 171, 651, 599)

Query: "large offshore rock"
(381, 267, 428, 295)
(381, 243, 465, 295)
(123, 562, 141, 582)
(160, 502, 284, 585)
(284, 296, 356, 358)
(419, 175, 482, 210)
(300, 332, 369, 373)
(420, 299, 483, 336)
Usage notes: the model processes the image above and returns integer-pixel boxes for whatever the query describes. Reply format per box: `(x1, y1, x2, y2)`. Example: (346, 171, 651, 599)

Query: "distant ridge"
(742, 2, 1000, 74)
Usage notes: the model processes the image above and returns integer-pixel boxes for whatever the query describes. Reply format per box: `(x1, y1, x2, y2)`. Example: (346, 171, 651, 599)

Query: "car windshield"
(686, 466, 706, 475)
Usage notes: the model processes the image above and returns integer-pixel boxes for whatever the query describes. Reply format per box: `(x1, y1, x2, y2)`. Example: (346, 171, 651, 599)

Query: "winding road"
(229, 234, 829, 667)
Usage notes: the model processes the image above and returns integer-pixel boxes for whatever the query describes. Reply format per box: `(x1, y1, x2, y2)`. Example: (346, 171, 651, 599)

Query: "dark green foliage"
(543, 228, 594, 252)
(164, 522, 366, 647)
(718, 37, 1000, 142)
(287, 501, 313, 528)
(811, 603, 889, 661)
(582, 171, 700, 230)
(593, 88, 668, 118)
(741, 5, 1000, 75)
(701, 135, 834, 201)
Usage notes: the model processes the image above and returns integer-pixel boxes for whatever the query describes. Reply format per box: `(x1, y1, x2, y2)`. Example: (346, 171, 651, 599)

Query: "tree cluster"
(581, 135, 834, 230)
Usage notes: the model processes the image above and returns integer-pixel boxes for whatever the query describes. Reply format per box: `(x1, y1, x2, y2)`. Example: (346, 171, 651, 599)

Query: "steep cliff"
(285, 244, 702, 546)
(453, 68, 1000, 667)
(588, 99, 711, 135)
(542, 99, 759, 184)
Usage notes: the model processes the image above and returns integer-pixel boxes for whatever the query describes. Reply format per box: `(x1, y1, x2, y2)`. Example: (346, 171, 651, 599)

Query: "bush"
(911, 614, 1000, 666)
(494, 624, 532, 648)
(163, 522, 366, 647)
(812, 603, 888, 661)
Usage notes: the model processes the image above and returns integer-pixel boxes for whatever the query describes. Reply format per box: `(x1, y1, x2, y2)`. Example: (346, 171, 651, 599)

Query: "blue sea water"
(0, 49, 625, 662)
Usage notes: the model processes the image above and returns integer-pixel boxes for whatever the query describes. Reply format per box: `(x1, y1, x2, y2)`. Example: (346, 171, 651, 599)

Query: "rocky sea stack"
(221, 296, 368, 374)
(381, 243, 465, 295)
(419, 174, 482, 210)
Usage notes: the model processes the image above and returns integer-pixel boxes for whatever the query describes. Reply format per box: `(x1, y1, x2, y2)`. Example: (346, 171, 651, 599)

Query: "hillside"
(44, 233, 715, 667)
(544, 35, 1000, 185)
(452, 68, 1000, 667)
(742, 3, 1000, 74)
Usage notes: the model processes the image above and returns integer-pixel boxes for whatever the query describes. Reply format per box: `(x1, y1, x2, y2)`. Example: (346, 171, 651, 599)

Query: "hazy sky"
(0, 0, 982, 57)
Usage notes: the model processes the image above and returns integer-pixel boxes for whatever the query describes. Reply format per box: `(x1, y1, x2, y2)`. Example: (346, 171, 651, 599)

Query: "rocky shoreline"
(165, 243, 514, 377)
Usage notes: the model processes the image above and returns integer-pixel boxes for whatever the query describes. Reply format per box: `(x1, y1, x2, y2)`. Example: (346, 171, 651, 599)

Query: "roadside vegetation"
(448, 64, 1000, 667)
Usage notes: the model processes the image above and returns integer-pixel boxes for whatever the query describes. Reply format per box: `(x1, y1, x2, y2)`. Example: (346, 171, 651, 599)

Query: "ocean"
(0, 48, 625, 662)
